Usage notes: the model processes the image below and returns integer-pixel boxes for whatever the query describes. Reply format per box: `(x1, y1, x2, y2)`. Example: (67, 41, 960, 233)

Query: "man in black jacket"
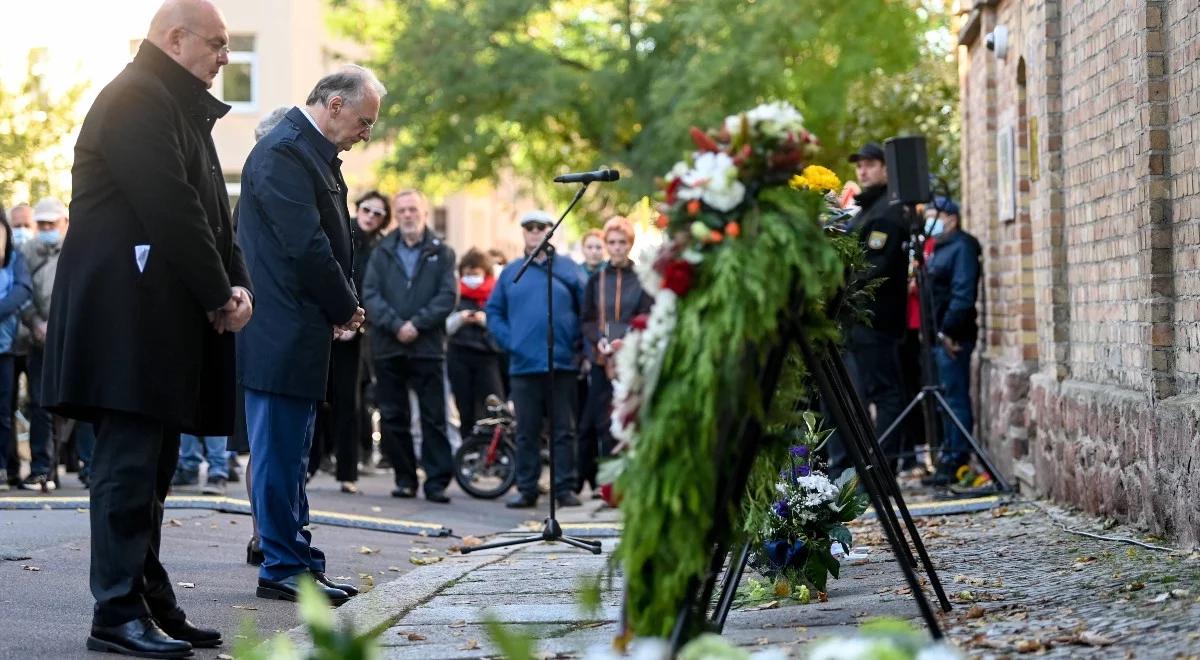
(41, 1, 251, 656)
(826, 143, 911, 477)
(362, 189, 458, 503)
(236, 67, 375, 605)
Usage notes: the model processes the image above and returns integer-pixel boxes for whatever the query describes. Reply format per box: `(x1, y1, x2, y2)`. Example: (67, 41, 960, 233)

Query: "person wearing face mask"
(922, 197, 982, 486)
(9, 203, 35, 247)
(445, 249, 504, 433)
(18, 198, 97, 492)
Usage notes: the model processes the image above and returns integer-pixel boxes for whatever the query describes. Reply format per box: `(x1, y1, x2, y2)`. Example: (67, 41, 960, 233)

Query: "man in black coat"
(825, 143, 911, 477)
(362, 189, 458, 502)
(235, 66, 379, 606)
(41, 1, 251, 657)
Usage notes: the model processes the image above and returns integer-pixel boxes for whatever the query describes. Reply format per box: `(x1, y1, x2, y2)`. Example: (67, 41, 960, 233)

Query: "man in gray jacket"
(362, 189, 457, 503)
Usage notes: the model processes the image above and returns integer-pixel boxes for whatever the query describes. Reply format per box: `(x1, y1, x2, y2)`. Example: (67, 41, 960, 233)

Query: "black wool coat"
(235, 108, 359, 401)
(42, 41, 251, 434)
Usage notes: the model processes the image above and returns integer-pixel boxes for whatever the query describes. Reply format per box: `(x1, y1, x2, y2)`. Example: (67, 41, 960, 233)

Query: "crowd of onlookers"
(0, 187, 648, 509)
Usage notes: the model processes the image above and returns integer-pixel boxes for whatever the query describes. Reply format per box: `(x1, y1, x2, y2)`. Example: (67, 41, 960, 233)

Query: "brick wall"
(960, 0, 1200, 545)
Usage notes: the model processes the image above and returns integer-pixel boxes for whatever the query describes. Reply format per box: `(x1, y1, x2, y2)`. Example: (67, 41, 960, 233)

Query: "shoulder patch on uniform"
(867, 230, 888, 250)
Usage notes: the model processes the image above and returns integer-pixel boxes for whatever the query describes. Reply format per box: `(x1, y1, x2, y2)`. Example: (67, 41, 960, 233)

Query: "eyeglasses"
(359, 206, 386, 219)
(523, 223, 550, 232)
(181, 27, 230, 55)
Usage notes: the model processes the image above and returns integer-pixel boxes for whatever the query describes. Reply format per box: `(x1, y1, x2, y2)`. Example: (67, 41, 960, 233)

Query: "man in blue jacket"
(362, 189, 458, 503)
(236, 66, 378, 605)
(487, 210, 585, 509)
(924, 197, 982, 486)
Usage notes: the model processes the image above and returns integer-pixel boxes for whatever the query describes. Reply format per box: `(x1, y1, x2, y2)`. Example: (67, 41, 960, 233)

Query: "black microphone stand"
(463, 183, 603, 555)
(876, 203, 1010, 492)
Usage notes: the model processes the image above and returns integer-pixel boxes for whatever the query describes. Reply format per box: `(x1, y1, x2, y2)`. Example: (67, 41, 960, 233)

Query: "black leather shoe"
(246, 536, 264, 567)
(86, 617, 193, 658)
(391, 486, 416, 498)
(556, 492, 582, 507)
(257, 574, 349, 605)
(505, 493, 538, 509)
(425, 490, 451, 504)
(312, 571, 359, 597)
(156, 618, 221, 648)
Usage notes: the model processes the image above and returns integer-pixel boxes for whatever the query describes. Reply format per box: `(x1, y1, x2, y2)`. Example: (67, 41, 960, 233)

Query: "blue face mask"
(11, 228, 33, 245)
(37, 229, 61, 245)
(925, 217, 945, 238)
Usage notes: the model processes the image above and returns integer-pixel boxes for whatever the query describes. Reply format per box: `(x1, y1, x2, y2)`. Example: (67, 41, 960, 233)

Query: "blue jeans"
(933, 340, 975, 466)
(0, 355, 13, 473)
(177, 435, 229, 479)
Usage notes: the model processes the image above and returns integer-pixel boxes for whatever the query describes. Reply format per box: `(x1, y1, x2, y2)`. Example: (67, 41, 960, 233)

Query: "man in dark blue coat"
(487, 210, 586, 509)
(236, 66, 381, 605)
(924, 197, 982, 485)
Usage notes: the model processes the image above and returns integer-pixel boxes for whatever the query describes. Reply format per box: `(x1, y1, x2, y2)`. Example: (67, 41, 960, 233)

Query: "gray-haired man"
(236, 65, 381, 605)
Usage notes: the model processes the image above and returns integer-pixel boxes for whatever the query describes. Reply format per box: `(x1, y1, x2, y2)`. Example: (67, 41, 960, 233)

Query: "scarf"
(459, 276, 496, 305)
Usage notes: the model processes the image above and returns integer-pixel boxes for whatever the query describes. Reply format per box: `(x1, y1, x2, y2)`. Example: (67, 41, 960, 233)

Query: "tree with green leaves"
(0, 49, 86, 204)
(328, 0, 954, 217)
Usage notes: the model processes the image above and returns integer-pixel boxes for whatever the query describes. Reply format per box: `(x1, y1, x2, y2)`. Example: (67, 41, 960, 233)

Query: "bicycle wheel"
(453, 433, 516, 499)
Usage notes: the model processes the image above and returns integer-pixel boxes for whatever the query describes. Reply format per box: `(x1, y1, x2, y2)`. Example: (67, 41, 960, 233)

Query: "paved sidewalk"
(298, 497, 1200, 659)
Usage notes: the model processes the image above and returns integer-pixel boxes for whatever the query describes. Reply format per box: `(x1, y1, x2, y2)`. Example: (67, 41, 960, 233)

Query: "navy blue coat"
(235, 108, 359, 401)
(927, 229, 981, 343)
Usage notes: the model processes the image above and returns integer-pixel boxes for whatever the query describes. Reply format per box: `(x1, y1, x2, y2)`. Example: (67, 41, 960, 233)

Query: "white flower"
(678, 151, 746, 212)
(665, 160, 690, 182)
(807, 638, 889, 660)
(726, 101, 805, 141)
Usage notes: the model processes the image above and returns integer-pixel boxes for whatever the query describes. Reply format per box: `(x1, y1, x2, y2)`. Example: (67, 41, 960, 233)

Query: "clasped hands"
(207, 287, 254, 334)
(395, 320, 419, 344)
(335, 307, 367, 340)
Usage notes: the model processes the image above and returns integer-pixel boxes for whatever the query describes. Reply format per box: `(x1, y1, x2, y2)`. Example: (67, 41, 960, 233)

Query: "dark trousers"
(576, 365, 613, 492)
(897, 329, 928, 469)
(89, 412, 185, 627)
(0, 356, 13, 475)
(826, 326, 906, 476)
(25, 346, 54, 475)
(510, 371, 578, 499)
(933, 341, 975, 467)
(375, 355, 452, 494)
(446, 347, 505, 434)
(308, 339, 362, 482)
(245, 387, 325, 582)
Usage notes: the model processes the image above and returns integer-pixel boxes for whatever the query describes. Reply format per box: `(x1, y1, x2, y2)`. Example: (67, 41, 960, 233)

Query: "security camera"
(986, 25, 1009, 59)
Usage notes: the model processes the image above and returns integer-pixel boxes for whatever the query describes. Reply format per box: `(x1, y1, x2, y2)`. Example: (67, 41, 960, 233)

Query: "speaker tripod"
(876, 204, 1010, 492)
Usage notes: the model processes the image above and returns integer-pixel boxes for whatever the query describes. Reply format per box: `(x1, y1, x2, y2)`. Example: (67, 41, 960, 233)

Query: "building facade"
(958, 0, 1200, 544)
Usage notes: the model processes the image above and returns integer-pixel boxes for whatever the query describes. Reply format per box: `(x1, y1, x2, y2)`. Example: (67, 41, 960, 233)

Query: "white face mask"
(462, 274, 485, 288)
(925, 217, 945, 237)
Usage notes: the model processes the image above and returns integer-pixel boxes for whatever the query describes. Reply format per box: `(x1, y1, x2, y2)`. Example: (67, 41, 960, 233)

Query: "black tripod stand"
(462, 184, 602, 556)
(876, 204, 1010, 492)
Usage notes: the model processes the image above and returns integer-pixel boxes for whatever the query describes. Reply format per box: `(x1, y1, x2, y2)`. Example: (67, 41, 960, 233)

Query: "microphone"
(553, 168, 620, 184)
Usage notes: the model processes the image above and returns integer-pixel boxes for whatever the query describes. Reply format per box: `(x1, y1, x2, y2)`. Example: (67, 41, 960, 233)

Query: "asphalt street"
(0, 464, 543, 659)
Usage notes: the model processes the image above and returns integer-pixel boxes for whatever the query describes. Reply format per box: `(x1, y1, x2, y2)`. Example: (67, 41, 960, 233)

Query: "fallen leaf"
(1150, 592, 1171, 603)
(177, 582, 196, 589)
(232, 605, 258, 611)
(410, 556, 444, 566)
(358, 546, 378, 555)
(461, 535, 483, 548)
(1124, 581, 1145, 592)
(448, 620, 468, 628)
(1077, 631, 1116, 647)
(359, 574, 375, 594)
(218, 654, 234, 660)
(746, 600, 779, 611)
(21, 565, 40, 572)
(387, 566, 404, 572)
(965, 605, 985, 619)
(371, 506, 382, 513)
(1015, 639, 1044, 653)
(460, 639, 480, 651)
(167, 519, 182, 527)
(406, 633, 427, 642)
(410, 547, 436, 554)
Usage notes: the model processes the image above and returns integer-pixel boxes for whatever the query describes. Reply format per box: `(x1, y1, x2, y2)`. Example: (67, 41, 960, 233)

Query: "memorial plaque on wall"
(997, 124, 1016, 222)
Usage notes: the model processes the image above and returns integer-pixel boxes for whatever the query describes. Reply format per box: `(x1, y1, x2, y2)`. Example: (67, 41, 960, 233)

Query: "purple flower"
(794, 465, 811, 478)
(790, 445, 810, 458)
(772, 499, 790, 518)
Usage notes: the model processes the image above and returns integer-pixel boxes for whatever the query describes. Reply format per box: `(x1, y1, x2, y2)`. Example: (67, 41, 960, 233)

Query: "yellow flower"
(789, 165, 841, 192)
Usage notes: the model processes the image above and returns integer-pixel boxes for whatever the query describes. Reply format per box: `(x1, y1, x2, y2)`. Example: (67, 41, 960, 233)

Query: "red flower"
(662, 259, 695, 297)
(664, 177, 682, 205)
(630, 313, 650, 331)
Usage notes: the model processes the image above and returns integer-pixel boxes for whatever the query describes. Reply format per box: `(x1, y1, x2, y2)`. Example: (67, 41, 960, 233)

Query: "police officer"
(922, 198, 982, 485)
(826, 143, 910, 477)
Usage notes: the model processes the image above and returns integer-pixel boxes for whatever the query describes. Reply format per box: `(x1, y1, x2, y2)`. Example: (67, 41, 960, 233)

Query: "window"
(218, 34, 257, 111)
